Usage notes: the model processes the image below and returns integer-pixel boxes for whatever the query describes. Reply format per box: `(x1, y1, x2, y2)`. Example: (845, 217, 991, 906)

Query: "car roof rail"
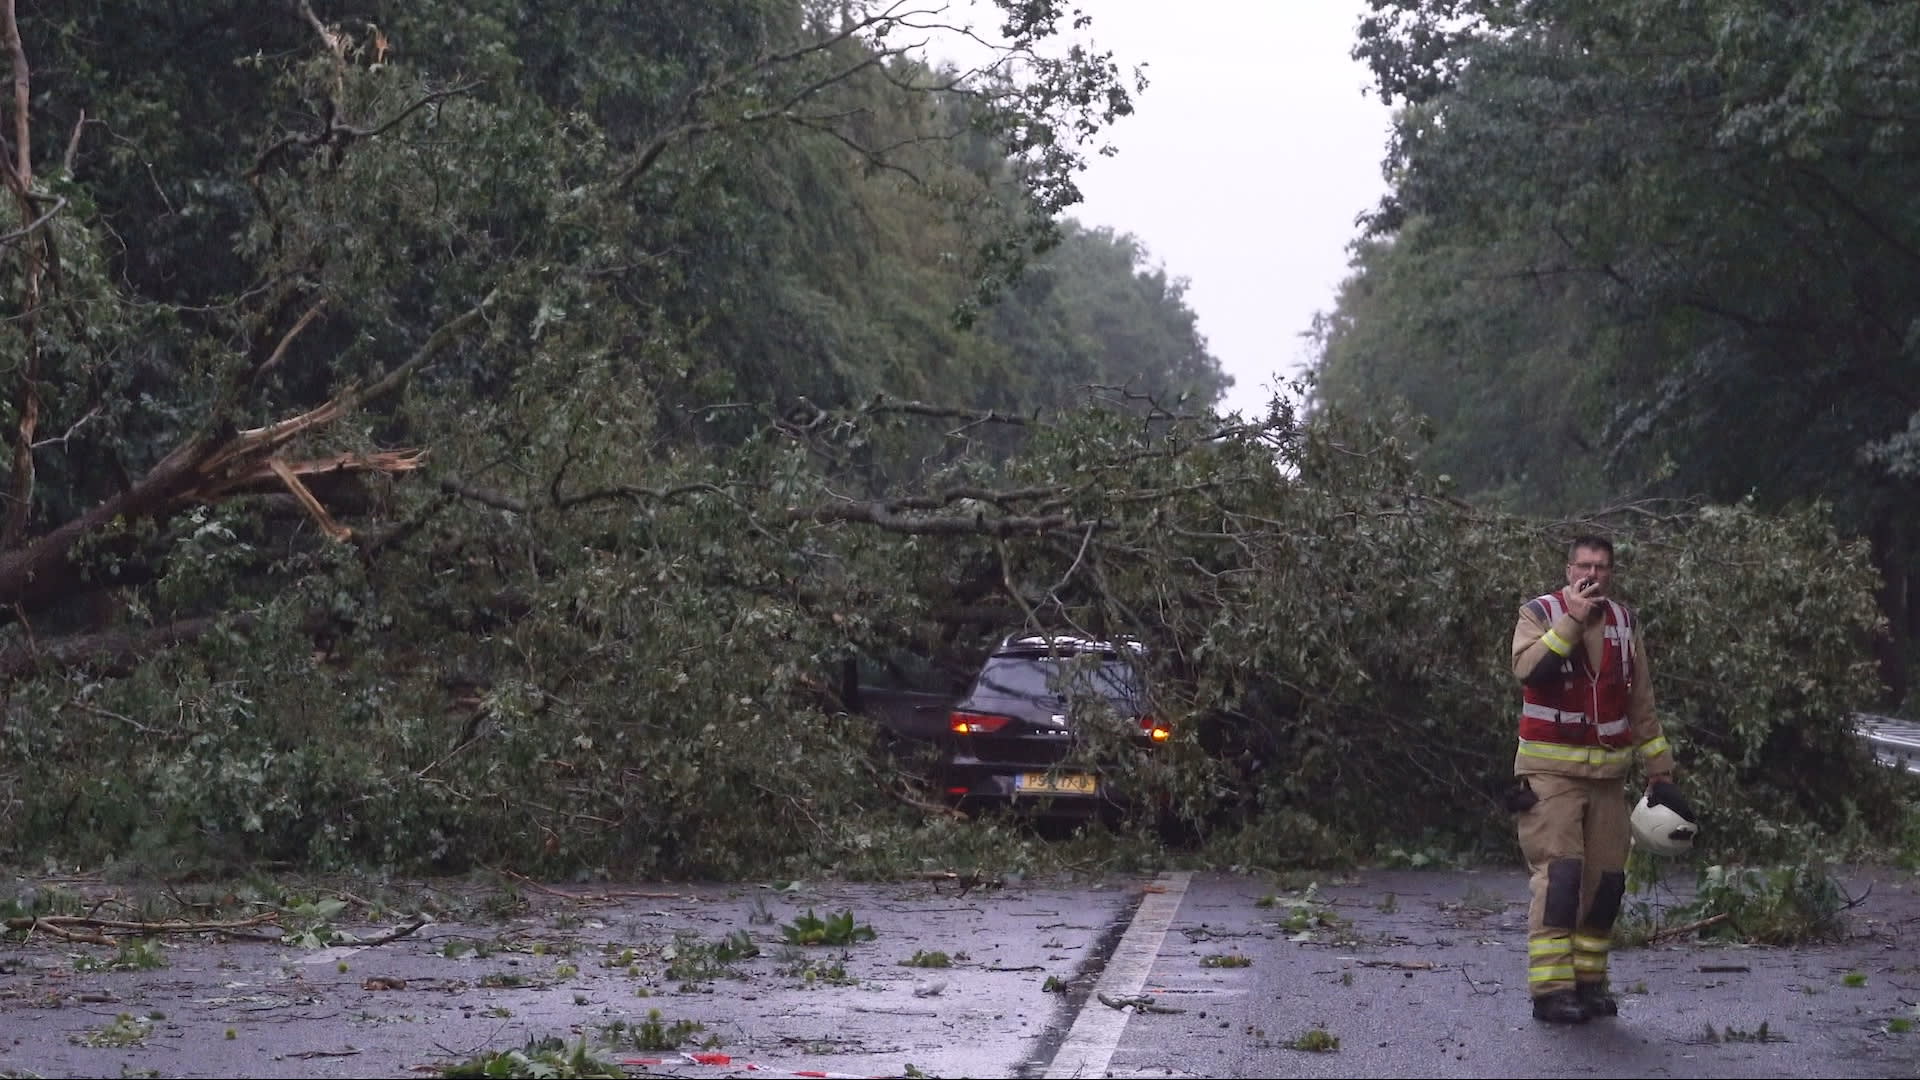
(994, 632, 1145, 655)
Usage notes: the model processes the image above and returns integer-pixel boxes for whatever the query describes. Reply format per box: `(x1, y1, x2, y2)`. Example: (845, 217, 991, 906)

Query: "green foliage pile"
(1670, 862, 1851, 946)
(4, 394, 1903, 875)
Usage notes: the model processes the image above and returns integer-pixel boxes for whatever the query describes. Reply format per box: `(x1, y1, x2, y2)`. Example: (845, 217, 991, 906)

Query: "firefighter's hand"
(1565, 578, 1604, 621)
(1646, 778, 1696, 823)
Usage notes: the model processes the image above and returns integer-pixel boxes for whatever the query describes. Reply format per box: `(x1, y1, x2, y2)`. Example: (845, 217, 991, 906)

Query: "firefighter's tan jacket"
(1510, 595, 1676, 780)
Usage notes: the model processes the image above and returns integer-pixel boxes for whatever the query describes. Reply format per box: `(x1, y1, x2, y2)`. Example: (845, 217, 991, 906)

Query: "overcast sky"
(1053, 2, 1395, 417)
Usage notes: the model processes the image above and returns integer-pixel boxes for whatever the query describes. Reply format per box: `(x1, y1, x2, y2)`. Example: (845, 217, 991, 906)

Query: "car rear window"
(974, 656, 1141, 706)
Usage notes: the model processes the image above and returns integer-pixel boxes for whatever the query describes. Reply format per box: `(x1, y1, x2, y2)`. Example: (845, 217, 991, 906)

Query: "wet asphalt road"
(3, 865, 1920, 1078)
(1092, 868, 1920, 1079)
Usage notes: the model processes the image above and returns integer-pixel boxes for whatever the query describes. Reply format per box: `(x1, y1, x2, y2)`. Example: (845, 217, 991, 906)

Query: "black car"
(935, 634, 1167, 815)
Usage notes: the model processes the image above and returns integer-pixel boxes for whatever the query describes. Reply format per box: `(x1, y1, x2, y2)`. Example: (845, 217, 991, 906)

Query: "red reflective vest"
(1520, 590, 1635, 748)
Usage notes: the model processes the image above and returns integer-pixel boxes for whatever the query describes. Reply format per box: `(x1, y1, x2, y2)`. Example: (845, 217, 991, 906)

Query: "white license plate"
(1017, 771, 1097, 795)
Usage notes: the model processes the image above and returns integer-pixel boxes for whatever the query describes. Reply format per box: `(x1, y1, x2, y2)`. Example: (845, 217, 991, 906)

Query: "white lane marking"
(1044, 871, 1191, 1079)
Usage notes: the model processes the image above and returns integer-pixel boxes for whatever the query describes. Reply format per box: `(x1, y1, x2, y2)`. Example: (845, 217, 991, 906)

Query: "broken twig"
(1648, 912, 1729, 942)
(359, 917, 429, 946)
(5, 911, 279, 946)
(1097, 992, 1185, 1014)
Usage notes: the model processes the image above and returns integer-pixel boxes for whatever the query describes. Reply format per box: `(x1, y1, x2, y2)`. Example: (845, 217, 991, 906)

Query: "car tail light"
(1140, 715, 1172, 742)
(950, 711, 1012, 734)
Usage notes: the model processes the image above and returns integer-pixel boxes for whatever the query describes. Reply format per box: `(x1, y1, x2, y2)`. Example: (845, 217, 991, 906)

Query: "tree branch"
(613, 116, 717, 193)
(861, 397, 1031, 427)
(439, 477, 527, 514)
(267, 456, 353, 541)
(553, 481, 741, 511)
(0, 615, 244, 681)
(0, 192, 61, 245)
(791, 500, 1080, 536)
(457, 470, 1090, 540)
(780, 113, 926, 184)
(352, 290, 497, 405)
(295, 0, 346, 103)
(882, 484, 1064, 510)
(248, 82, 484, 183)
(354, 491, 451, 562)
(613, 1, 941, 194)
(61, 108, 84, 176)
(247, 299, 326, 387)
(350, 81, 484, 140)
(29, 404, 100, 450)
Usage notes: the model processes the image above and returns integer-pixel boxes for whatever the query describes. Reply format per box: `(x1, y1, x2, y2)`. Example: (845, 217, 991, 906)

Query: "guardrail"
(1857, 713, 1920, 775)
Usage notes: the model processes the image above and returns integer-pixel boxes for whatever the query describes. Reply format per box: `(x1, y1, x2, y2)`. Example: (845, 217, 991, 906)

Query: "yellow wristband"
(1541, 629, 1573, 657)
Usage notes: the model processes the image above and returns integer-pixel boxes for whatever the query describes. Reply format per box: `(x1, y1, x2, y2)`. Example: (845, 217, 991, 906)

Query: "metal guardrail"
(1856, 713, 1920, 775)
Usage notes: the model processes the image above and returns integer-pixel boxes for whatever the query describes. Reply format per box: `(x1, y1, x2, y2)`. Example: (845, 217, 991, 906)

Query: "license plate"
(1017, 771, 1097, 795)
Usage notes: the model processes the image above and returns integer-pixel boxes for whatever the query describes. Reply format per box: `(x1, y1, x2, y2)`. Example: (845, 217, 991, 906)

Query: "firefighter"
(1507, 535, 1680, 1024)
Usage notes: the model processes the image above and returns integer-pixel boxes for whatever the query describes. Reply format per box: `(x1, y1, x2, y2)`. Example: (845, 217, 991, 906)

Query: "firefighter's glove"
(1503, 779, 1539, 814)
(1648, 780, 1697, 824)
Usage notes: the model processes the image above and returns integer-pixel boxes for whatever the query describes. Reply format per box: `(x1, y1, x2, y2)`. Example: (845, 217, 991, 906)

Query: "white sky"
(1052, 2, 1395, 417)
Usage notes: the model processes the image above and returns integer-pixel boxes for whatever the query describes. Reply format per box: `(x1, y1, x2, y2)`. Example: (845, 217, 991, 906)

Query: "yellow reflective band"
(1573, 954, 1610, 971)
(1528, 964, 1576, 983)
(1572, 935, 1611, 953)
(1541, 629, 1573, 657)
(1528, 937, 1572, 955)
(1638, 735, 1671, 759)
(1517, 740, 1634, 767)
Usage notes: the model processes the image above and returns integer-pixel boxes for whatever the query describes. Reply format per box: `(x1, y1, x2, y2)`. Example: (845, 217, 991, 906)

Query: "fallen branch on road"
(1458, 965, 1502, 996)
(1354, 959, 1436, 971)
(1648, 912, 1729, 942)
(24, 922, 113, 945)
(1097, 992, 1186, 1014)
(359, 917, 429, 946)
(6, 911, 280, 947)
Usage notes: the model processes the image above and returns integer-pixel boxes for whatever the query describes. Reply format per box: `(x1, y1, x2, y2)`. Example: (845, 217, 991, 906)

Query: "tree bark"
(0, 614, 237, 680)
(0, 438, 214, 622)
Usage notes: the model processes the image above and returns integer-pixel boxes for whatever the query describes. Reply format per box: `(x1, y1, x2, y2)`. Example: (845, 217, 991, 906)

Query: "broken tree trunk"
(0, 293, 491, 631)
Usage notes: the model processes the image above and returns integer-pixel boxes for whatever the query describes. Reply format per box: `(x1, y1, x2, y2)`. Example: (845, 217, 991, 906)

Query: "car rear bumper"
(935, 757, 1134, 816)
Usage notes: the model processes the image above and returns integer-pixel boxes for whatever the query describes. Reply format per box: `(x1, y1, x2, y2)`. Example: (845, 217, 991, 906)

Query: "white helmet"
(1630, 795, 1698, 855)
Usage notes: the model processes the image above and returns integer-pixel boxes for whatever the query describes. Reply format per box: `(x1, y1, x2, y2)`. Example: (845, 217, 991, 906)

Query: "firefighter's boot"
(1531, 990, 1590, 1024)
(1576, 982, 1619, 1017)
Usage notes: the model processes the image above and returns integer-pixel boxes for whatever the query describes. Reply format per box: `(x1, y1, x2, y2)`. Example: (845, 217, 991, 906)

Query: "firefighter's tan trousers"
(1515, 772, 1629, 997)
